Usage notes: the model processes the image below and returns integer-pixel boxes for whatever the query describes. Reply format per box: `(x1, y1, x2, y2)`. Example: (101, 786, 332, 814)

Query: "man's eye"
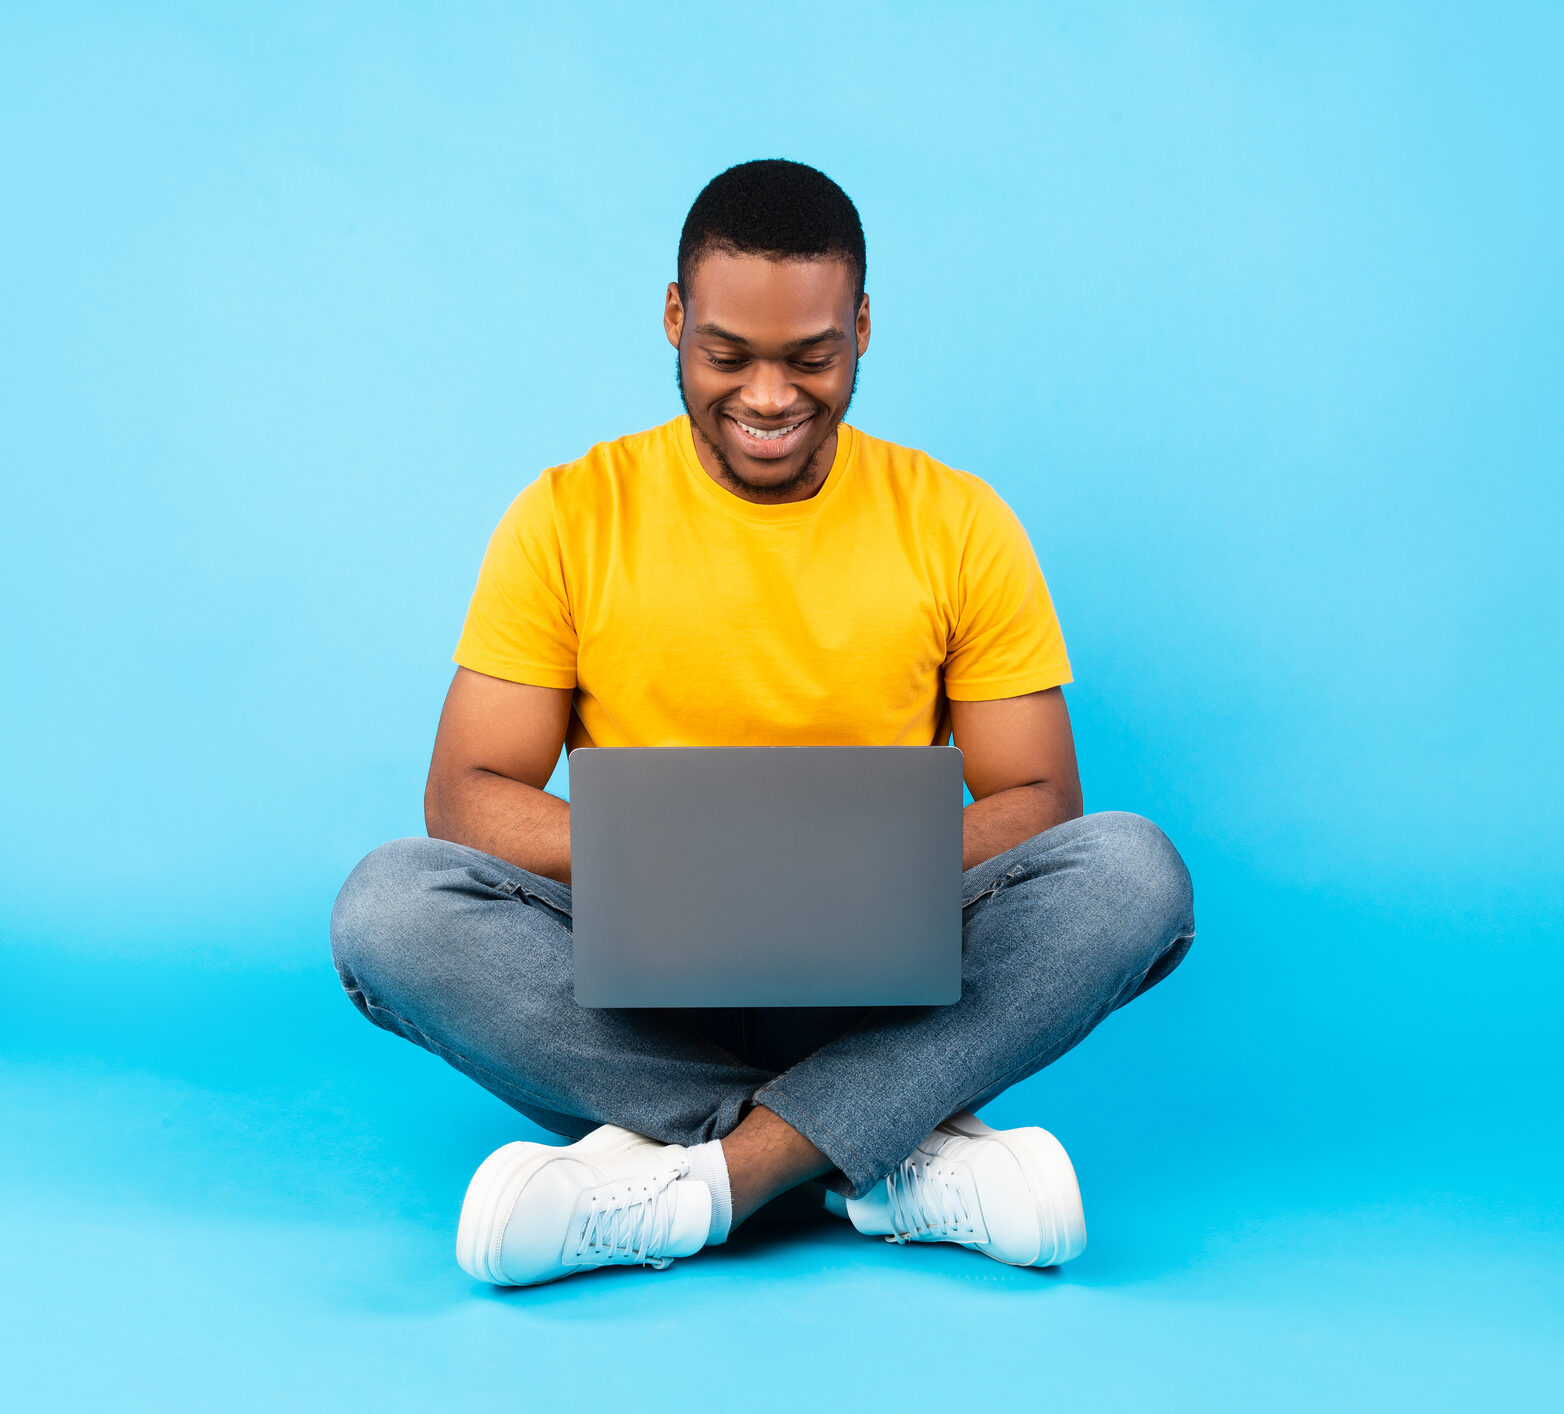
(707, 355, 748, 370)
(794, 359, 833, 372)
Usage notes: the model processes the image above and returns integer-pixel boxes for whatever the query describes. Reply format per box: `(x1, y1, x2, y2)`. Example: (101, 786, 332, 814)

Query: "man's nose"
(741, 362, 797, 417)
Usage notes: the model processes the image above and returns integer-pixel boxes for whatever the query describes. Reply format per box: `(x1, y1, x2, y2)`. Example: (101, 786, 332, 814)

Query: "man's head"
(666, 159, 871, 502)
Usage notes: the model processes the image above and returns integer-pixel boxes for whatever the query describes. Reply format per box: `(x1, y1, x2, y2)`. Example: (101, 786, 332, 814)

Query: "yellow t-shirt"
(453, 416, 1070, 750)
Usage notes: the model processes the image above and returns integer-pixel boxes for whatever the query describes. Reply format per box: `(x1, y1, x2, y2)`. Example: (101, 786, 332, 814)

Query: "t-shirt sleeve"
(942, 487, 1072, 700)
(452, 476, 579, 689)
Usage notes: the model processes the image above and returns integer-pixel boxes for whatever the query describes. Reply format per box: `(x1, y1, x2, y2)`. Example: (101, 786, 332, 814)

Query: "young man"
(331, 160, 1195, 1287)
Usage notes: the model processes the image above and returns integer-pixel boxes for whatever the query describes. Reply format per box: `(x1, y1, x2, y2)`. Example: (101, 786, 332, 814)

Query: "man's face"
(665, 252, 871, 502)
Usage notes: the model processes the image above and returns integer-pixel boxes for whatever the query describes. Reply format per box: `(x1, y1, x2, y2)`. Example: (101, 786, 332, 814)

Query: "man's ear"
(855, 293, 871, 357)
(664, 282, 685, 349)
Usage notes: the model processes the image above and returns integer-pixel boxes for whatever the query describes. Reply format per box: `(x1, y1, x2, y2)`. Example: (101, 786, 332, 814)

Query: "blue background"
(3, 2, 1560, 1408)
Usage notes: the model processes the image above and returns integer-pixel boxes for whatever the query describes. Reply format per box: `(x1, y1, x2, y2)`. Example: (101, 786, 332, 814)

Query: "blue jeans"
(329, 811, 1194, 1198)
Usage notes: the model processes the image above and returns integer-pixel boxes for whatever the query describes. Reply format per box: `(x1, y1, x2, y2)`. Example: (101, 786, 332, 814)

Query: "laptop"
(569, 745, 964, 1007)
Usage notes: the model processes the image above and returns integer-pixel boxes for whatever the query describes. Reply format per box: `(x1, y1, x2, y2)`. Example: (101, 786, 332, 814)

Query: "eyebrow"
(693, 323, 846, 350)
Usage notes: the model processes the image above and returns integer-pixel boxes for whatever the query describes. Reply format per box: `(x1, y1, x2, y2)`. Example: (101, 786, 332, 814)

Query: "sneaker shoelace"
(884, 1151, 981, 1244)
(571, 1162, 690, 1269)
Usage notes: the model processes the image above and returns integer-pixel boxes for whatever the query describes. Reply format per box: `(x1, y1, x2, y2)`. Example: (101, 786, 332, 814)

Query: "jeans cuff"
(750, 1084, 882, 1199)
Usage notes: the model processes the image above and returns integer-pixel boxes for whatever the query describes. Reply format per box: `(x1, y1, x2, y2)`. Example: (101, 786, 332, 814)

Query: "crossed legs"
(330, 812, 1194, 1217)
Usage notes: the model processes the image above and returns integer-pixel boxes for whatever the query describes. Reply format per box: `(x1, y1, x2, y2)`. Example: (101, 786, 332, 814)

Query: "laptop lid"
(570, 745, 964, 1007)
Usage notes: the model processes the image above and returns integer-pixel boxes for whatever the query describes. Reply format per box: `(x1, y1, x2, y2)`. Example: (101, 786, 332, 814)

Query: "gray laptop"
(570, 746, 964, 1007)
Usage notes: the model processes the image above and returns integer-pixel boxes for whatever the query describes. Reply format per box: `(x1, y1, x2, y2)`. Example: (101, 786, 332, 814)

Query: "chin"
(730, 449, 809, 480)
(728, 466, 803, 495)
(735, 451, 822, 494)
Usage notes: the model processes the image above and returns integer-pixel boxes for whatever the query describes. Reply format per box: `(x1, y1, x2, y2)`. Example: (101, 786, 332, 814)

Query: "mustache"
(722, 406, 816, 425)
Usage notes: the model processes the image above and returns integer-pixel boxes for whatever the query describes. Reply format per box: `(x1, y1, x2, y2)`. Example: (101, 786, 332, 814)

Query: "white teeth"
(735, 419, 802, 440)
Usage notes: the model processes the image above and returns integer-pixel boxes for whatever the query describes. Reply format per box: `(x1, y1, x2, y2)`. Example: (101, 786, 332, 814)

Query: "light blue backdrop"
(3, 3, 1560, 1410)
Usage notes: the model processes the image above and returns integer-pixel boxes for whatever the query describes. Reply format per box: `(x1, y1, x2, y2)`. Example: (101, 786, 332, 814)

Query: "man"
(331, 159, 1194, 1287)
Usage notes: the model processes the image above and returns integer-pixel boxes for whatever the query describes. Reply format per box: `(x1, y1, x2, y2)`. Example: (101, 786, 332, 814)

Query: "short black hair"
(677, 159, 866, 302)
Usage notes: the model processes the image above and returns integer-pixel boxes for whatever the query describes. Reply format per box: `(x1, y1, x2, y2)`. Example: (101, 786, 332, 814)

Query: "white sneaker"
(830, 1111, 1087, 1267)
(456, 1124, 714, 1286)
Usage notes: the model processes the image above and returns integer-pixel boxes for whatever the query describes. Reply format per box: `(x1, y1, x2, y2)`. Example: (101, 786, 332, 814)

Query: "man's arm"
(949, 686, 1083, 870)
(424, 667, 575, 883)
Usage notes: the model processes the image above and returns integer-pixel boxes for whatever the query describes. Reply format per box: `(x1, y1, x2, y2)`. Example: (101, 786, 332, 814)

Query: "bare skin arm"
(950, 686, 1084, 869)
(426, 672, 1083, 882)
(424, 667, 576, 884)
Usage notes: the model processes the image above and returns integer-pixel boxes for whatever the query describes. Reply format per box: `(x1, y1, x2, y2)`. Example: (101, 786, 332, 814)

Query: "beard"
(675, 356, 860, 500)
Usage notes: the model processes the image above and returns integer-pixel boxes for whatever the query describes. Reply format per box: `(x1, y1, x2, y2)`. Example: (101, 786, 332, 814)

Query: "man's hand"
(949, 687, 1083, 869)
(425, 668, 575, 883)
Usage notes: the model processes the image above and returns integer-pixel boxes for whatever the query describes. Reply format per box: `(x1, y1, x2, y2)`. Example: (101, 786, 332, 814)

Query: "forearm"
(961, 780, 1082, 870)
(425, 767, 573, 884)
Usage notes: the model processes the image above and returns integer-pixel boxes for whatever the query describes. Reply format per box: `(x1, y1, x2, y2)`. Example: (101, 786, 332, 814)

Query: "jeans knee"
(1086, 811, 1195, 941)
(329, 836, 459, 999)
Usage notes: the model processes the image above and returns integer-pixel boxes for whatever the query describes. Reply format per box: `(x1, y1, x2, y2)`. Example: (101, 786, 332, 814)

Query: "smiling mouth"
(733, 417, 805, 440)
(725, 412, 814, 459)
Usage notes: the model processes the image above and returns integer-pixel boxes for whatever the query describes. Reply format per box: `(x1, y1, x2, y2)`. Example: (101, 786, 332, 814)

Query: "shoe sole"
(943, 1112, 1087, 1267)
(455, 1124, 651, 1285)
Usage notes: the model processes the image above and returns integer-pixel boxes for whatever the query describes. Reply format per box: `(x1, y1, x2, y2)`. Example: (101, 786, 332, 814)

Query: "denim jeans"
(329, 811, 1194, 1198)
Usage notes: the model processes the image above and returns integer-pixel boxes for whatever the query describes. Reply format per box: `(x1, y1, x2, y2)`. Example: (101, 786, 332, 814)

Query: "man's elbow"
(1059, 781, 1085, 823)
(422, 777, 445, 840)
(423, 765, 470, 841)
(1034, 778, 1083, 826)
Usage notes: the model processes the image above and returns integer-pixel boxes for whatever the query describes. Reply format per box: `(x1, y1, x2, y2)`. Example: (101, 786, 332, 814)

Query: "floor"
(4, 944, 1558, 1412)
